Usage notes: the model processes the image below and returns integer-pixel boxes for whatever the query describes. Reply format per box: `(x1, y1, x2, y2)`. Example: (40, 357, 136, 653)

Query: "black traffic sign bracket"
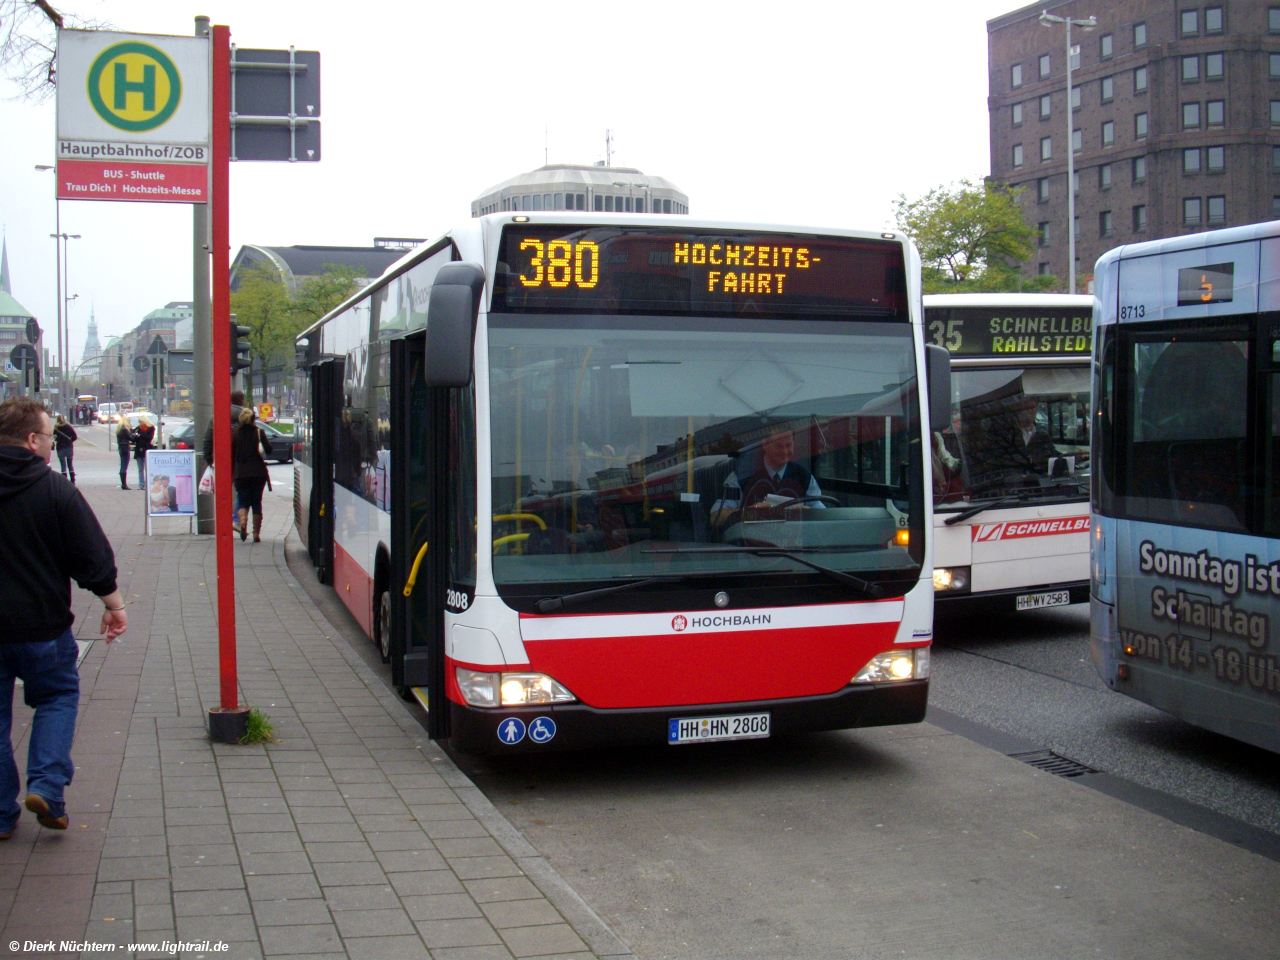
(231, 46, 321, 162)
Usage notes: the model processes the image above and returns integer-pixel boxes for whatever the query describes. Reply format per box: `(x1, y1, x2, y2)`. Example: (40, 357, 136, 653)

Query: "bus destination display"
(494, 226, 908, 319)
(1177, 262, 1234, 306)
(926, 307, 1093, 357)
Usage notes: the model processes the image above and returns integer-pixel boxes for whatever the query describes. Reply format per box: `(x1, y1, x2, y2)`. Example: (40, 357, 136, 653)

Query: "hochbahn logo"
(972, 516, 1090, 542)
(87, 41, 182, 132)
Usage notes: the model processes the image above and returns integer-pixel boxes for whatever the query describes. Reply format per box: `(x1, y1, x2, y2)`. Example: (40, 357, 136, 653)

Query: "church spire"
(0, 235, 11, 295)
(82, 305, 101, 362)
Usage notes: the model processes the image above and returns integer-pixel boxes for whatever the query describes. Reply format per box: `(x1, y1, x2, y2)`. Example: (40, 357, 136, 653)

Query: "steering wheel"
(772, 495, 843, 509)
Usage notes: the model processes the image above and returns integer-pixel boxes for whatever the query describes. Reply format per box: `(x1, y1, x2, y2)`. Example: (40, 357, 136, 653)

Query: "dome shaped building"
(472, 164, 688, 218)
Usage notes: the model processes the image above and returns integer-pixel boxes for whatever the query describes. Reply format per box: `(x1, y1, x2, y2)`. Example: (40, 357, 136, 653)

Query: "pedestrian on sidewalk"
(203, 389, 246, 532)
(0, 397, 127, 838)
(232, 407, 273, 542)
(132, 415, 156, 490)
(53, 414, 77, 485)
(115, 418, 133, 490)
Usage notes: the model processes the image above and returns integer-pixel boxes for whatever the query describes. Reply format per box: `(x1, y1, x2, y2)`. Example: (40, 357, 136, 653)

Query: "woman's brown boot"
(252, 514, 262, 543)
(237, 507, 249, 541)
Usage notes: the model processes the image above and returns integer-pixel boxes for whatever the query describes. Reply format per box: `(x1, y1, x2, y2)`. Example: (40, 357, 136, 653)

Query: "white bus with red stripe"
(295, 213, 950, 753)
(925, 294, 1093, 613)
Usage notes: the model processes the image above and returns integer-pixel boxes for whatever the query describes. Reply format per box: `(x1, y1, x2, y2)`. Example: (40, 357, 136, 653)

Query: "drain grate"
(1009, 749, 1098, 778)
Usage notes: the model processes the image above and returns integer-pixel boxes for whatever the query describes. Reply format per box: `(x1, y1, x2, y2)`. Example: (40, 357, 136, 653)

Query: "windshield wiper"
(942, 494, 1022, 526)
(942, 489, 1066, 526)
(645, 546, 885, 600)
(536, 575, 691, 613)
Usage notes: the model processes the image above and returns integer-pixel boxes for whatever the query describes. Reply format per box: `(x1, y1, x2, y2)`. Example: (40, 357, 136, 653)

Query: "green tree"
(229, 263, 293, 404)
(291, 264, 364, 329)
(229, 263, 365, 405)
(894, 179, 1056, 293)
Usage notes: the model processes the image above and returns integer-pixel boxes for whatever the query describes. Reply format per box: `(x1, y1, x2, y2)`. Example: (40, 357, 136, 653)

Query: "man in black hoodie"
(0, 397, 127, 837)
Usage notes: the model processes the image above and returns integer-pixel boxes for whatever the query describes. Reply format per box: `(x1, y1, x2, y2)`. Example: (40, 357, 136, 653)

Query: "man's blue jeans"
(0, 630, 79, 832)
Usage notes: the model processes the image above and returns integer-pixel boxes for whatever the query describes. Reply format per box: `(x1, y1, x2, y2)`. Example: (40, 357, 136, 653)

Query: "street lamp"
(51, 232, 82, 407)
(1039, 10, 1096, 295)
(34, 165, 65, 405)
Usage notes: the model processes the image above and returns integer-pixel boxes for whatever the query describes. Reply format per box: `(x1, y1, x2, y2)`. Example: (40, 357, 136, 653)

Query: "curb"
(282, 532, 635, 959)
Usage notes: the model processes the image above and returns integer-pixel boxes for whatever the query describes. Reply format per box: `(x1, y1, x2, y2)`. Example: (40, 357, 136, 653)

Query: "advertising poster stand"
(145, 449, 198, 536)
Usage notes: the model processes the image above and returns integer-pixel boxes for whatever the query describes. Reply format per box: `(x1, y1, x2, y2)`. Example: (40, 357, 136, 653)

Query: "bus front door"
(309, 360, 343, 584)
(391, 335, 450, 739)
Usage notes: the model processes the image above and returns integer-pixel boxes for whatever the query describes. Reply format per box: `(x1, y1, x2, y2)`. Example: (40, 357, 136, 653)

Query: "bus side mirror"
(925, 344, 951, 433)
(425, 262, 485, 387)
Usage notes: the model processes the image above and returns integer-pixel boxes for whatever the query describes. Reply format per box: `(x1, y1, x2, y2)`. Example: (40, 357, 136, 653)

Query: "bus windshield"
(488, 315, 921, 589)
(934, 365, 1090, 506)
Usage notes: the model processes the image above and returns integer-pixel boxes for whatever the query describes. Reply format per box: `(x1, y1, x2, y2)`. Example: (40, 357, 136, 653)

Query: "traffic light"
(230, 319, 252, 376)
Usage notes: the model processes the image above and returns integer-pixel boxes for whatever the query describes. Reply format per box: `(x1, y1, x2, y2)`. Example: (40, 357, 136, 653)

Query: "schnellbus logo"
(86, 41, 182, 132)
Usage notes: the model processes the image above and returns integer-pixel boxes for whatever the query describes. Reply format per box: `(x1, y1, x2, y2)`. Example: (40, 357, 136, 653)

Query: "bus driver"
(712, 425, 825, 523)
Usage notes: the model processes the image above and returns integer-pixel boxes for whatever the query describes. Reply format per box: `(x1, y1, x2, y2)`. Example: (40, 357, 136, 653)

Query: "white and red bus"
(925, 294, 1093, 613)
(294, 213, 949, 752)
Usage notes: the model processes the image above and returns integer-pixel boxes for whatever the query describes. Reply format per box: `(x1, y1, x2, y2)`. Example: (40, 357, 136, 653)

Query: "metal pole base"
(208, 706, 250, 743)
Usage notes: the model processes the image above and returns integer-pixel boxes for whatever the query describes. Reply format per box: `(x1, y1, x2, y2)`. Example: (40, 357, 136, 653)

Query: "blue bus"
(1090, 221, 1280, 753)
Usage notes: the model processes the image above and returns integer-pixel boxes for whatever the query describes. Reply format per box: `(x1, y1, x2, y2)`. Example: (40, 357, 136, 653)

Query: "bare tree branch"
(1, 1, 111, 102)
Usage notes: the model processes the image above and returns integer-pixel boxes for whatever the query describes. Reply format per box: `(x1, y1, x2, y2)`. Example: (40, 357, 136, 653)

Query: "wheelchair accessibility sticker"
(528, 717, 557, 744)
(497, 718, 526, 744)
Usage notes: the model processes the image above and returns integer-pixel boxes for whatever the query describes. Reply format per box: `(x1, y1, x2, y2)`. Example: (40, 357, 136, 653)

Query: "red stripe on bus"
(333, 541, 374, 637)
(517, 620, 901, 709)
(971, 516, 1090, 541)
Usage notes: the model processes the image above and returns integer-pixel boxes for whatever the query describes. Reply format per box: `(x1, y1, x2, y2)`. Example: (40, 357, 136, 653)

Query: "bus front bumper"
(446, 680, 928, 754)
(934, 580, 1088, 616)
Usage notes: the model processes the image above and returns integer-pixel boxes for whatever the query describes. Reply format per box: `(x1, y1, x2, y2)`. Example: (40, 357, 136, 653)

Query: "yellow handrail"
(493, 533, 530, 553)
(403, 542, 429, 597)
(492, 513, 547, 530)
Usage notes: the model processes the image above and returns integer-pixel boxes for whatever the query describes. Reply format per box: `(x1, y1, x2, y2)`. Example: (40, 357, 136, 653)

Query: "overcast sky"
(0, 0, 1020, 368)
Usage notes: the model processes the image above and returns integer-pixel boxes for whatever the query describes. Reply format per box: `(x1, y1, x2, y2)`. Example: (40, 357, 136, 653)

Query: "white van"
(97, 403, 118, 423)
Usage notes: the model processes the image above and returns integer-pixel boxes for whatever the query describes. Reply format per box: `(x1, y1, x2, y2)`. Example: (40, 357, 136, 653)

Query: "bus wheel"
(375, 589, 391, 664)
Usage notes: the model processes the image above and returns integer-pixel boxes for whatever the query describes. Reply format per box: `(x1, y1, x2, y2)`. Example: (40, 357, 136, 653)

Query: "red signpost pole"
(208, 24, 247, 741)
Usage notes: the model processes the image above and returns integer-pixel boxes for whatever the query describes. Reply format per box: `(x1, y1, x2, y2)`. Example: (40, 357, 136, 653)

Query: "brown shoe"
(24, 794, 68, 830)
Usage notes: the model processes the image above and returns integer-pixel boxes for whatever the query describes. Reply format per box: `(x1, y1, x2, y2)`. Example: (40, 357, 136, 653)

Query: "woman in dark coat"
(115, 419, 133, 490)
(132, 416, 156, 489)
(53, 414, 77, 484)
(232, 407, 273, 541)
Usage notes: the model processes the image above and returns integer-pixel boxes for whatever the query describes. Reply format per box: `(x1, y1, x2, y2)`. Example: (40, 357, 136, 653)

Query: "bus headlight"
(852, 647, 930, 684)
(933, 566, 970, 593)
(499, 673, 576, 706)
(456, 669, 498, 707)
(455, 668, 577, 708)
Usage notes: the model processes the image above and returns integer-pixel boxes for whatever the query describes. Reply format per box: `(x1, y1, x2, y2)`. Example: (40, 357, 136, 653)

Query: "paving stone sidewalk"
(0, 433, 630, 960)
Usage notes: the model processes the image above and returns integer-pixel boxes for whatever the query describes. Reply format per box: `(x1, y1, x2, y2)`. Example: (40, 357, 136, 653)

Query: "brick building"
(988, 0, 1280, 284)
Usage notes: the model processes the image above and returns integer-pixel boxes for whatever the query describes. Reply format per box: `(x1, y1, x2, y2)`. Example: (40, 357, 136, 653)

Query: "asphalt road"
(445, 604, 1280, 960)
(931, 603, 1280, 836)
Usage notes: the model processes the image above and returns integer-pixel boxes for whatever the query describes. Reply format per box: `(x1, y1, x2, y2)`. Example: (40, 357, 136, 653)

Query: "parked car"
(166, 422, 197, 450)
(257, 421, 294, 463)
(165, 420, 292, 463)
